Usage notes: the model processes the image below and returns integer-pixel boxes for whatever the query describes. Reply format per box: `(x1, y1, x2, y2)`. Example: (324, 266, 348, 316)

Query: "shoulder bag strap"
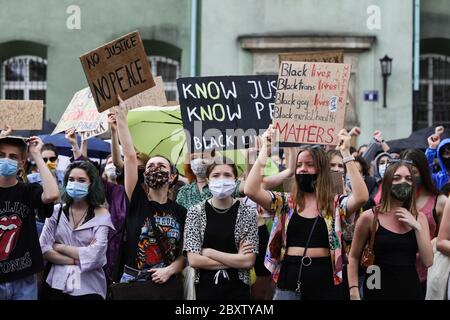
(296, 214, 320, 294)
(368, 206, 379, 250)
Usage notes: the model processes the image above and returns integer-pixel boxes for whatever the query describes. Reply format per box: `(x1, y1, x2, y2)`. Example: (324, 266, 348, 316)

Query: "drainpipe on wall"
(413, 0, 420, 130)
(190, 0, 199, 76)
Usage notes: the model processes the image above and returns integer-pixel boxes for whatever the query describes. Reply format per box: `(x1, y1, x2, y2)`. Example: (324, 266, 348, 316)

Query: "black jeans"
(41, 283, 103, 300)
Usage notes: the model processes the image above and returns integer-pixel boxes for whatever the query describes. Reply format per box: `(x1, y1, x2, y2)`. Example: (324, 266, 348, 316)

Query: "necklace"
(70, 206, 88, 229)
(209, 199, 234, 214)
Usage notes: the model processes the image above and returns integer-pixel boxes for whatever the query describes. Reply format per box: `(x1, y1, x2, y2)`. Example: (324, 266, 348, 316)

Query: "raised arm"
(262, 147, 296, 190)
(244, 126, 275, 211)
(28, 137, 59, 203)
(65, 129, 83, 160)
(0, 125, 12, 138)
(113, 96, 138, 200)
(337, 130, 369, 216)
(108, 112, 124, 169)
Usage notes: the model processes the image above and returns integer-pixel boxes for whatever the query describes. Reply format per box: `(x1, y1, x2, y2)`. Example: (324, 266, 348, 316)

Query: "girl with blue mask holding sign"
(39, 161, 114, 300)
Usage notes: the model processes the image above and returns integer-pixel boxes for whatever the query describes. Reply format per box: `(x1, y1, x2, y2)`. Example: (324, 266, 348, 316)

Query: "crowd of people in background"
(1, 99, 450, 300)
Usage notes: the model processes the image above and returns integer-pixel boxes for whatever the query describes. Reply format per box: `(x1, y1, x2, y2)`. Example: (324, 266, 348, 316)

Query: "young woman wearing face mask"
(113, 97, 186, 299)
(244, 126, 369, 300)
(348, 162, 434, 300)
(176, 151, 245, 210)
(39, 161, 114, 300)
(183, 158, 259, 300)
(399, 149, 448, 296)
(372, 152, 392, 203)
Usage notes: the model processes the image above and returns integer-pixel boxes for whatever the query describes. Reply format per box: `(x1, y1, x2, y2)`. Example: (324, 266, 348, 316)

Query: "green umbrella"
(127, 106, 279, 178)
(127, 105, 188, 173)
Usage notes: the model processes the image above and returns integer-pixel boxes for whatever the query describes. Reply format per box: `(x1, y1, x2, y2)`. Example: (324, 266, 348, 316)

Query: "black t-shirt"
(0, 182, 54, 283)
(124, 182, 187, 270)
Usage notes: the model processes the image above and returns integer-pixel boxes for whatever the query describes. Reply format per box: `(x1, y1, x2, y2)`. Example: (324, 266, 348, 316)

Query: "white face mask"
(378, 163, 387, 178)
(191, 158, 209, 179)
(208, 179, 236, 199)
(105, 163, 117, 180)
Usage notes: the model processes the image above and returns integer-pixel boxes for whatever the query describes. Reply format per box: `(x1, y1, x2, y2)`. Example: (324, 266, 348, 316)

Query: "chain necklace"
(209, 199, 234, 214)
(70, 206, 88, 229)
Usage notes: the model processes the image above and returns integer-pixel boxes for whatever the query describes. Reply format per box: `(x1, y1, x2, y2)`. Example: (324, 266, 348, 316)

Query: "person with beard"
(399, 149, 448, 297)
(112, 96, 186, 299)
(245, 125, 369, 300)
(348, 161, 434, 300)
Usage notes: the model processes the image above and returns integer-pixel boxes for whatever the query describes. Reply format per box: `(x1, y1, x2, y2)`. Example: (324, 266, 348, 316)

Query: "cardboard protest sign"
(119, 76, 167, 110)
(272, 61, 351, 145)
(80, 31, 155, 112)
(279, 50, 344, 64)
(177, 75, 277, 152)
(0, 100, 43, 130)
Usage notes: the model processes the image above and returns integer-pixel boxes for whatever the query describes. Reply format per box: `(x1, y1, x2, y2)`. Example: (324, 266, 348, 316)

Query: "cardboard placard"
(279, 50, 344, 64)
(177, 75, 277, 152)
(272, 61, 351, 145)
(119, 76, 167, 110)
(0, 100, 43, 130)
(80, 31, 155, 112)
(52, 87, 104, 135)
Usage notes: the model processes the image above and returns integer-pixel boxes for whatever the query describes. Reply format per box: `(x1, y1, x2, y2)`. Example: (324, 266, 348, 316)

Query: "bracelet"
(342, 155, 355, 165)
(349, 285, 359, 290)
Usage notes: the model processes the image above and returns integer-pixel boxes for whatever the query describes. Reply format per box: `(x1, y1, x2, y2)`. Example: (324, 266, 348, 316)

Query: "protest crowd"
(1, 33, 450, 301)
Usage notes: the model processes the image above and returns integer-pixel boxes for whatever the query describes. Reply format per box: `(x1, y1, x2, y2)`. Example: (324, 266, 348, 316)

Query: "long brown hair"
(292, 146, 335, 216)
(380, 162, 419, 217)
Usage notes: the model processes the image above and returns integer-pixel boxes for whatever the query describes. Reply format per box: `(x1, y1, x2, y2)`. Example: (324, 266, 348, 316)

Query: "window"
(1, 55, 47, 103)
(416, 54, 450, 129)
(148, 56, 180, 101)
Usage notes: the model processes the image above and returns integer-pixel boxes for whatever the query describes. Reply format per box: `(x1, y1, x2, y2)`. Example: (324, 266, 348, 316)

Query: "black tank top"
(286, 212, 329, 248)
(374, 222, 418, 266)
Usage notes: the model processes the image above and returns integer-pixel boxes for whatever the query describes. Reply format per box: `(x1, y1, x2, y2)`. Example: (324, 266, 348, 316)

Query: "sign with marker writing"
(279, 50, 344, 64)
(177, 75, 277, 152)
(0, 100, 43, 130)
(272, 61, 351, 145)
(80, 31, 155, 112)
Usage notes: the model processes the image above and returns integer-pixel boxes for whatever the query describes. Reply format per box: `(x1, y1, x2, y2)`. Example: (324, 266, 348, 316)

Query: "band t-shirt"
(0, 182, 54, 283)
(125, 182, 186, 270)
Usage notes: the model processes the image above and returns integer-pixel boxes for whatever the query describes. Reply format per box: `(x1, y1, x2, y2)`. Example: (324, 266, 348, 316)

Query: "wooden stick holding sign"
(0, 100, 43, 130)
(272, 61, 351, 146)
(80, 31, 155, 112)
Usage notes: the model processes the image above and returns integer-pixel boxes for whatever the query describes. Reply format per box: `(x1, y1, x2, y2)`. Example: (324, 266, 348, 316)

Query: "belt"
(124, 265, 150, 280)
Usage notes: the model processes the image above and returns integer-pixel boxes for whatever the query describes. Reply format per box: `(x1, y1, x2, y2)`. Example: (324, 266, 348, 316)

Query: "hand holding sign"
(107, 112, 118, 132)
(28, 136, 44, 159)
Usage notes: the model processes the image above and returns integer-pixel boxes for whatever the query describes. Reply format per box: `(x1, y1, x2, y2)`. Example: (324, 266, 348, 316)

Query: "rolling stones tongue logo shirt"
(0, 182, 54, 284)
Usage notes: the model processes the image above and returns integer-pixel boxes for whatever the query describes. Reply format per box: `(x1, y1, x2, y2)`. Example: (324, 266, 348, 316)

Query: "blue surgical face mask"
(0, 158, 18, 177)
(378, 164, 387, 179)
(65, 181, 89, 200)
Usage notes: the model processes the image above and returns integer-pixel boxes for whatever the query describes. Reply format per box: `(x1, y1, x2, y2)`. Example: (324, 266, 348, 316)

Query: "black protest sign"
(177, 75, 277, 152)
(80, 31, 155, 112)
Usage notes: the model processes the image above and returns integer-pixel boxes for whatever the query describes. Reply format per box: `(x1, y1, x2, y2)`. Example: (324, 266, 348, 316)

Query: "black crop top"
(286, 212, 329, 248)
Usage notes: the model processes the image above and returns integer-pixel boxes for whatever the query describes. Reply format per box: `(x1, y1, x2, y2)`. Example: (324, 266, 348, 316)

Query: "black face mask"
(295, 173, 318, 193)
(144, 167, 169, 189)
(391, 183, 412, 202)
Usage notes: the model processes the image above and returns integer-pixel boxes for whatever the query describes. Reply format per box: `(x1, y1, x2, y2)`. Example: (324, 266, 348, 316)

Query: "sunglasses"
(43, 157, 58, 163)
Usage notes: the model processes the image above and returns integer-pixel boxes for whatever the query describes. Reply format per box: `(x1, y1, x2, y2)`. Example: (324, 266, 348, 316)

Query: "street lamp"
(380, 55, 393, 108)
